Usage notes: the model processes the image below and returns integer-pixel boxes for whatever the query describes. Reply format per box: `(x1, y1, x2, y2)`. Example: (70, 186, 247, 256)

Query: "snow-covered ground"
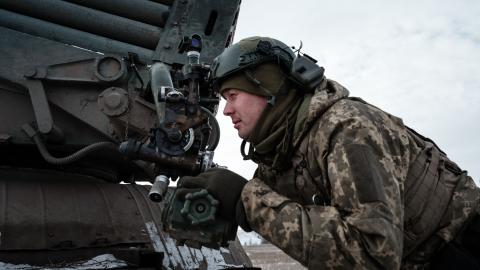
(237, 229, 263, 246)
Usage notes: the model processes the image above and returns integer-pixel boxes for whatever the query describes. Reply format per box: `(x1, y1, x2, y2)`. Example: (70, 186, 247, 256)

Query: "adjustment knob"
(180, 189, 218, 225)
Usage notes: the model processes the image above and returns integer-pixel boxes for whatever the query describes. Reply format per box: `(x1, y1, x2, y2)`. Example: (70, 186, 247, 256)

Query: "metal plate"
(0, 167, 252, 269)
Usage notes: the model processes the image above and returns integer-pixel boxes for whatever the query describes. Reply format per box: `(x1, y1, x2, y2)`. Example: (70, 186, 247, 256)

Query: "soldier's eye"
(226, 91, 237, 100)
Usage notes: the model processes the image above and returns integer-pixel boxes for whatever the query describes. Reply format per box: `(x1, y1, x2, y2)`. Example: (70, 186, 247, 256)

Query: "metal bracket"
(25, 55, 126, 84)
(22, 74, 65, 143)
(23, 77, 55, 136)
(22, 55, 127, 142)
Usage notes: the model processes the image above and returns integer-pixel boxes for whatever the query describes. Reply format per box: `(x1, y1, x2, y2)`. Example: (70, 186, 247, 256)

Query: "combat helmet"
(210, 36, 296, 92)
(210, 36, 325, 94)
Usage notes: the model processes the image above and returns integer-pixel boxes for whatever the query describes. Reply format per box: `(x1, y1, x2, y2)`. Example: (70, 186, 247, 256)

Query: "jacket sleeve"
(241, 103, 409, 269)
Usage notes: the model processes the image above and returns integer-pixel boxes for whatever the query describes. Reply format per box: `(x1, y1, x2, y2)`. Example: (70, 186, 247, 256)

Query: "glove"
(177, 168, 250, 229)
(235, 198, 252, 232)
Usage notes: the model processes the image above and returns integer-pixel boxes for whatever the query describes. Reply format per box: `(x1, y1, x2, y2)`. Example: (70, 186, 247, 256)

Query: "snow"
(237, 229, 263, 246)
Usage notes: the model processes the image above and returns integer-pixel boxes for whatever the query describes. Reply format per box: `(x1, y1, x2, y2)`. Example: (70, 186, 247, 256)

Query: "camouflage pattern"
(240, 79, 480, 269)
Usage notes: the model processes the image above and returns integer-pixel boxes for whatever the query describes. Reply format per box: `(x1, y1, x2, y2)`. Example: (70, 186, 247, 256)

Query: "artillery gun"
(0, 0, 253, 269)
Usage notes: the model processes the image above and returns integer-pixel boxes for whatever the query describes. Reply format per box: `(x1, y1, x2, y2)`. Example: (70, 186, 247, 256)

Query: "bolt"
(104, 92, 122, 108)
(195, 203, 206, 213)
(24, 68, 37, 78)
(168, 130, 182, 142)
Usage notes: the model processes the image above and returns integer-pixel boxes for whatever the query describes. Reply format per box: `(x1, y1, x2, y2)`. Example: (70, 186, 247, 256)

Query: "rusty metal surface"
(0, 168, 150, 250)
(0, 167, 252, 269)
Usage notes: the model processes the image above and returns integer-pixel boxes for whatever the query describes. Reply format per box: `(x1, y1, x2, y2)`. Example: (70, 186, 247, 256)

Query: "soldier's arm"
(241, 102, 408, 269)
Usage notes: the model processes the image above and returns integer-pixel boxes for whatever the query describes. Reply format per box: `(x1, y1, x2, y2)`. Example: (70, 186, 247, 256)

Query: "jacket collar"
(292, 79, 350, 146)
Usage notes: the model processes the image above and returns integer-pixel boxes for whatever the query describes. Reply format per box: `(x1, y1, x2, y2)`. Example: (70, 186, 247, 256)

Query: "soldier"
(177, 36, 480, 269)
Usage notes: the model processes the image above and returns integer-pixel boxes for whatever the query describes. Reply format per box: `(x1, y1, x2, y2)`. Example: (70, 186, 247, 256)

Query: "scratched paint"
(0, 254, 127, 269)
(145, 221, 163, 252)
(144, 221, 244, 269)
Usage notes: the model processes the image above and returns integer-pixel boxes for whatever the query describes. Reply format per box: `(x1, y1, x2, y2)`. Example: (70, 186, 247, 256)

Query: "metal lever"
(23, 75, 64, 143)
(150, 62, 173, 126)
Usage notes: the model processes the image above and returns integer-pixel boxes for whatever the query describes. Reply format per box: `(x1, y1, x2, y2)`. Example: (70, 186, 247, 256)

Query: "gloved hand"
(177, 168, 251, 231)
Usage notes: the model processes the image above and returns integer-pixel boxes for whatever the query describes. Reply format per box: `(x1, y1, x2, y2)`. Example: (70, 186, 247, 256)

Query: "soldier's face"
(223, 89, 267, 140)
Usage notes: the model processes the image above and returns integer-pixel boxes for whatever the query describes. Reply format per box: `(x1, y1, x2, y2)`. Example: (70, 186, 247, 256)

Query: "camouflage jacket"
(241, 79, 479, 269)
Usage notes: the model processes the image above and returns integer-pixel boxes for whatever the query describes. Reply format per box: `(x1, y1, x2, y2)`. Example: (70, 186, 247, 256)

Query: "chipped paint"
(193, 247, 205, 264)
(144, 221, 244, 269)
(200, 246, 243, 270)
(145, 221, 163, 252)
(178, 245, 199, 268)
(163, 234, 184, 268)
(0, 254, 127, 269)
(145, 221, 172, 268)
(201, 246, 226, 269)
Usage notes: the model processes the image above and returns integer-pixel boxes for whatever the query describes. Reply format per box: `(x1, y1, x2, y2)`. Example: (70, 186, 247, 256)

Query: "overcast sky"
(213, 0, 480, 183)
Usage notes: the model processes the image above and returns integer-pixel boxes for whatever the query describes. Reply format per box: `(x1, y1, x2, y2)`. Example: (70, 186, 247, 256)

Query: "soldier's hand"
(177, 168, 248, 226)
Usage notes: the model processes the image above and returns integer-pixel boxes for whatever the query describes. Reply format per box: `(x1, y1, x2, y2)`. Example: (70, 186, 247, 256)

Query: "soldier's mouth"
(233, 120, 241, 129)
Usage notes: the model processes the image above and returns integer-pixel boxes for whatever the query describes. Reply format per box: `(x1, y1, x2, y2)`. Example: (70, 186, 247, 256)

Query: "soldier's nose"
(223, 102, 233, 116)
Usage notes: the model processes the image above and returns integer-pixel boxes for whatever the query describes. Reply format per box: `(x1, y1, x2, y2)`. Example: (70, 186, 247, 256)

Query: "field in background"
(238, 229, 305, 269)
(243, 244, 306, 270)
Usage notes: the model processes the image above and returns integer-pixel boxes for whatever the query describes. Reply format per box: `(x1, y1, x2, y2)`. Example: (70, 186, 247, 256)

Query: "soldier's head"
(210, 36, 296, 140)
